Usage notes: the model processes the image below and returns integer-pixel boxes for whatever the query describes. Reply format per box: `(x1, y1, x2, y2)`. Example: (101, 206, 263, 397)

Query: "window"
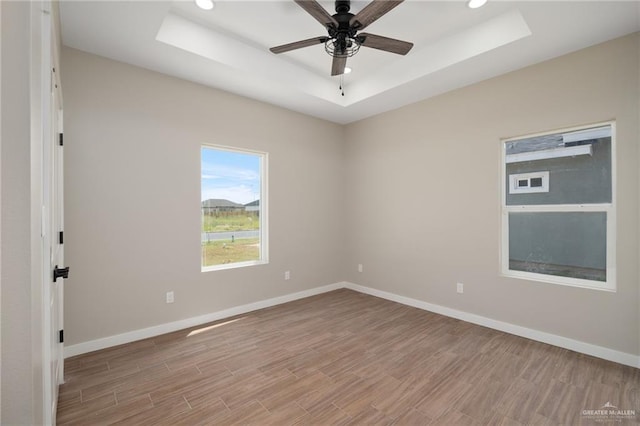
(501, 123, 615, 290)
(509, 171, 549, 194)
(201, 145, 267, 271)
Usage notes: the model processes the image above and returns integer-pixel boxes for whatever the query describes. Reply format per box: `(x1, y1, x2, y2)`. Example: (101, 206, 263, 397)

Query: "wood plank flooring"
(58, 289, 640, 425)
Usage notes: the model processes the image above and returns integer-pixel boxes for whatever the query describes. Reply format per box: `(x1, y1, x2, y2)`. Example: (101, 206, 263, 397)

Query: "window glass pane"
(201, 147, 262, 268)
(505, 125, 611, 205)
(508, 212, 606, 281)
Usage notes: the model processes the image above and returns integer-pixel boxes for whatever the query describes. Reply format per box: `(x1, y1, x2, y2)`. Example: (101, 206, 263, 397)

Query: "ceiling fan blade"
(349, 0, 404, 31)
(358, 33, 413, 55)
(331, 55, 347, 76)
(294, 0, 339, 29)
(270, 36, 328, 54)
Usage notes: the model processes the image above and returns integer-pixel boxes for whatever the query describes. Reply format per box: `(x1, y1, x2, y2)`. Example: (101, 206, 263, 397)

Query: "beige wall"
(62, 48, 346, 346)
(1, 1, 55, 423)
(63, 33, 639, 358)
(2, 3, 35, 423)
(345, 33, 640, 356)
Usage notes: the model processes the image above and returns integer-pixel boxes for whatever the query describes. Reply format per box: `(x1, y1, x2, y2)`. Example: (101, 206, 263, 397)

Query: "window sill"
(501, 267, 616, 292)
(202, 260, 268, 273)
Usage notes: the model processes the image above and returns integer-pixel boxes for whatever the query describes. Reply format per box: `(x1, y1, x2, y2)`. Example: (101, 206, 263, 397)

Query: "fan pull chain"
(339, 74, 345, 96)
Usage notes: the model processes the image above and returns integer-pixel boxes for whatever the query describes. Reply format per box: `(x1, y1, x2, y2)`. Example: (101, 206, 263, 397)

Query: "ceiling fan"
(270, 0, 413, 76)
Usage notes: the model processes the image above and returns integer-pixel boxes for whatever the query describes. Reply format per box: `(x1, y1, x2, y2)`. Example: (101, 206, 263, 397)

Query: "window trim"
(500, 121, 616, 291)
(200, 144, 269, 272)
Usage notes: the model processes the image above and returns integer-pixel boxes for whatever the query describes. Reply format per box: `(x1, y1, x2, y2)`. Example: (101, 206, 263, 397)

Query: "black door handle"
(53, 265, 69, 282)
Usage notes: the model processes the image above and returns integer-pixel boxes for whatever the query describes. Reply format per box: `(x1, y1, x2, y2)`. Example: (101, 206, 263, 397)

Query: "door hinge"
(59, 329, 64, 343)
(53, 265, 69, 282)
(59, 133, 63, 146)
(59, 231, 64, 245)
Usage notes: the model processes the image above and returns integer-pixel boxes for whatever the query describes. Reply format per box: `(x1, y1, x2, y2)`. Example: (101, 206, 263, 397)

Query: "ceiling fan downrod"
(335, 0, 351, 14)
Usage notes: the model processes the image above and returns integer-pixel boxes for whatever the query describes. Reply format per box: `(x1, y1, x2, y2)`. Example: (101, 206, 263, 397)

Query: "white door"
(48, 69, 65, 420)
(40, 2, 65, 422)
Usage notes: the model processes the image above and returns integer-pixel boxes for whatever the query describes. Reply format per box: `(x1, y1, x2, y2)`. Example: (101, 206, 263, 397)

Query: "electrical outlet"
(166, 291, 174, 303)
(358, 264, 363, 273)
(284, 271, 291, 280)
(456, 283, 464, 294)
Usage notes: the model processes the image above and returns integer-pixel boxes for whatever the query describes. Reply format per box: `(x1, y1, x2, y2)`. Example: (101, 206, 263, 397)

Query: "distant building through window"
(201, 145, 267, 271)
(501, 123, 615, 291)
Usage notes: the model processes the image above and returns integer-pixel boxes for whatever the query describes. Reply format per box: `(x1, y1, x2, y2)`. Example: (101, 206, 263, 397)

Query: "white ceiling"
(59, 1, 640, 124)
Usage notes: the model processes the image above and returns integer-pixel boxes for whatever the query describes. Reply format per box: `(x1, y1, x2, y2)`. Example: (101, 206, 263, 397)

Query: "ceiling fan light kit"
(324, 36, 361, 58)
(270, 0, 413, 77)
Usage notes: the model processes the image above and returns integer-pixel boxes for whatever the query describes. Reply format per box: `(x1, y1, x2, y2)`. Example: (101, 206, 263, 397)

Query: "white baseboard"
(343, 282, 640, 369)
(64, 282, 345, 358)
(65, 281, 640, 369)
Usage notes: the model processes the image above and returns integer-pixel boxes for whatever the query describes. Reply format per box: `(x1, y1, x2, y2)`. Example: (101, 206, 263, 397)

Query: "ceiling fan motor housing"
(329, 2, 356, 35)
(327, 0, 358, 56)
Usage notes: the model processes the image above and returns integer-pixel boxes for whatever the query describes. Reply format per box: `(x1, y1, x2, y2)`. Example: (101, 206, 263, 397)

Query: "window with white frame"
(501, 123, 615, 290)
(201, 145, 268, 271)
(509, 171, 549, 194)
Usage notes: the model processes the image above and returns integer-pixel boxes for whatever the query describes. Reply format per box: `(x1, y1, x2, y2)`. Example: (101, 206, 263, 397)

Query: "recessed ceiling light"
(467, 0, 487, 9)
(344, 67, 352, 74)
(195, 0, 214, 11)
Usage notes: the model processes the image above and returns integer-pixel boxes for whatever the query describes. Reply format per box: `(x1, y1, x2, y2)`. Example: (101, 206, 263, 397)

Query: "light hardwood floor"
(58, 289, 640, 425)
